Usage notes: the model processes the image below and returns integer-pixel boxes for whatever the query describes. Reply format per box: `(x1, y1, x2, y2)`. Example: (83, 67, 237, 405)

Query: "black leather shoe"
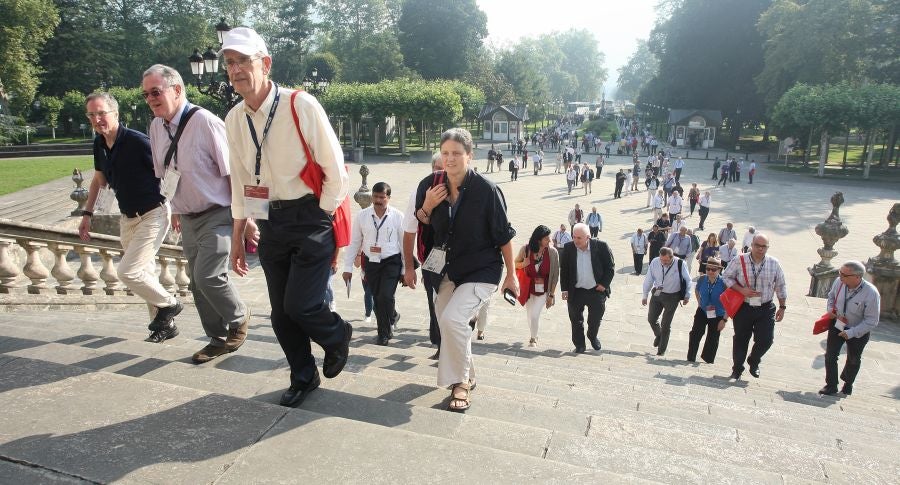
(279, 372, 321, 407)
(377, 336, 389, 346)
(323, 322, 352, 379)
(428, 348, 440, 360)
(656, 350, 665, 356)
(841, 384, 853, 395)
(653, 335, 660, 347)
(729, 370, 742, 380)
(590, 337, 602, 351)
(149, 301, 183, 331)
(574, 347, 586, 354)
(749, 365, 760, 378)
(146, 323, 179, 343)
(819, 386, 838, 396)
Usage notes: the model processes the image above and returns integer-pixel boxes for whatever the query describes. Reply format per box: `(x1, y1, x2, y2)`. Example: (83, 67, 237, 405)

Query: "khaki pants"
(118, 203, 175, 310)
(434, 276, 496, 387)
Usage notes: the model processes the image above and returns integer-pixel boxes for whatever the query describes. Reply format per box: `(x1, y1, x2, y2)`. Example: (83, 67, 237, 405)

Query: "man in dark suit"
(560, 223, 616, 353)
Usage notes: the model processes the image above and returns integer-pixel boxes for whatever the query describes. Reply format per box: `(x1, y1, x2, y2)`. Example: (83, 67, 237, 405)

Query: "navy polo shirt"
(93, 126, 164, 215)
(416, 169, 516, 287)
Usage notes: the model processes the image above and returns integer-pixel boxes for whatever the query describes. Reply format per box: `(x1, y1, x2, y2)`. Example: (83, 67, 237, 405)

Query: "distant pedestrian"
(614, 169, 626, 198)
(631, 228, 648, 275)
(698, 192, 711, 230)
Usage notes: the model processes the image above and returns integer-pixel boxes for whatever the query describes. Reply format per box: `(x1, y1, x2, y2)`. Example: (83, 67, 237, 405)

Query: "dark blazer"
(559, 239, 615, 296)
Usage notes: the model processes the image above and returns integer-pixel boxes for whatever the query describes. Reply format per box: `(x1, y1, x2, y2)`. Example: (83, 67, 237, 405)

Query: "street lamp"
(187, 18, 238, 111)
(302, 67, 329, 96)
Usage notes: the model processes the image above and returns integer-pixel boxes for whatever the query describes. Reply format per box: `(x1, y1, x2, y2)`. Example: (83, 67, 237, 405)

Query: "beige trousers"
(434, 276, 496, 387)
(117, 203, 176, 310)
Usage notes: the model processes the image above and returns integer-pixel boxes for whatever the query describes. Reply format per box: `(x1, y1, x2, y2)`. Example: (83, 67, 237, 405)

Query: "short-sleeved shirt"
(93, 126, 163, 215)
(415, 169, 515, 286)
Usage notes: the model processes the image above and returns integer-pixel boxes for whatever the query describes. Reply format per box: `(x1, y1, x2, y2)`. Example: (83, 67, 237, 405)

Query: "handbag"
(515, 267, 530, 307)
(813, 282, 842, 334)
(719, 254, 750, 318)
(290, 90, 353, 248)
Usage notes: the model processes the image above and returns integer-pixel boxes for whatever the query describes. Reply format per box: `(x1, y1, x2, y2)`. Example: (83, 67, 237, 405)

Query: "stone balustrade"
(0, 218, 190, 298)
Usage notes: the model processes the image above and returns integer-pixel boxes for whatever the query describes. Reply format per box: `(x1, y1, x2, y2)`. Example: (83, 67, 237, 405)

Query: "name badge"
(653, 287, 663, 296)
(422, 247, 447, 274)
(94, 185, 115, 214)
(534, 277, 545, 293)
(705, 306, 717, 319)
(160, 168, 181, 200)
(747, 296, 762, 307)
(244, 185, 270, 220)
(835, 320, 846, 331)
(368, 245, 382, 263)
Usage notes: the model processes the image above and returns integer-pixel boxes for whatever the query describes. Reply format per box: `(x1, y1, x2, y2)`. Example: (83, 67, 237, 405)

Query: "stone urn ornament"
(353, 164, 372, 209)
(808, 192, 849, 297)
(70, 168, 89, 216)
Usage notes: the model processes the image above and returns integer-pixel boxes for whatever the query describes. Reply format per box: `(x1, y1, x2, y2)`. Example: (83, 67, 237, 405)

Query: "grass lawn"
(0, 156, 94, 196)
(32, 136, 92, 144)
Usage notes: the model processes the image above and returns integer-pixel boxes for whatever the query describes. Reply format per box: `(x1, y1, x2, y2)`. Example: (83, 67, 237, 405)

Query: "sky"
(476, 0, 659, 97)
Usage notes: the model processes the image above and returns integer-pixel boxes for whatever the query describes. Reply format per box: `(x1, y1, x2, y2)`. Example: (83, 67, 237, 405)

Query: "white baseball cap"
(218, 27, 269, 57)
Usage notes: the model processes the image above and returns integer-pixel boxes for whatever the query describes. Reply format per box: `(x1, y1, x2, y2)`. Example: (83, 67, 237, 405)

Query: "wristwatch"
(778, 305, 787, 310)
(80, 210, 93, 217)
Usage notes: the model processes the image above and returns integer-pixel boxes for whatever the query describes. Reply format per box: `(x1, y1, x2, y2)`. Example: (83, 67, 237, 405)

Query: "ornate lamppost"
(187, 18, 239, 110)
(302, 68, 330, 97)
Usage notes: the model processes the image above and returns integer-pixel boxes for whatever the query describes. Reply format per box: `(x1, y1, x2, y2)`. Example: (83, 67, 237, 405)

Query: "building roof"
(478, 103, 529, 122)
(668, 109, 723, 126)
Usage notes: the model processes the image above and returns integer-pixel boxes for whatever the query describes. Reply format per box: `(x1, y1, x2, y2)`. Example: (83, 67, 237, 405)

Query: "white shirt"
(553, 230, 572, 248)
(742, 231, 756, 249)
(642, 257, 692, 300)
(225, 84, 349, 219)
(699, 194, 711, 208)
(343, 205, 405, 272)
(671, 219, 686, 234)
(631, 233, 648, 254)
(667, 194, 683, 213)
(653, 194, 666, 209)
(674, 158, 685, 169)
(719, 244, 738, 263)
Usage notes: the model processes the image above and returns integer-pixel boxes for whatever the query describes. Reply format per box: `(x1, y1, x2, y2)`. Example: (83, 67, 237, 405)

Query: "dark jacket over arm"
(559, 239, 615, 296)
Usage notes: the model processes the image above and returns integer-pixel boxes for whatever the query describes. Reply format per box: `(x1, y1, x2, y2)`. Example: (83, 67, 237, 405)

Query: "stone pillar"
(99, 248, 125, 295)
(21, 241, 51, 294)
(808, 192, 849, 297)
(354, 165, 372, 209)
(158, 256, 176, 294)
(70, 169, 88, 216)
(49, 243, 77, 294)
(0, 238, 21, 293)
(175, 258, 191, 296)
(76, 247, 101, 295)
(865, 203, 900, 321)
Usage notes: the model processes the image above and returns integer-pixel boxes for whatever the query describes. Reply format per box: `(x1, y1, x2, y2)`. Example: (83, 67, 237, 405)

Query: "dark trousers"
(510, 168, 518, 181)
(689, 200, 697, 215)
(824, 325, 870, 388)
(648, 291, 681, 354)
(717, 173, 728, 187)
(698, 206, 710, 230)
(257, 197, 349, 387)
(633, 252, 645, 274)
(687, 307, 722, 363)
(712, 167, 719, 179)
(748, 171, 754, 184)
(589, 226, 599, 238)
(362, 280, 374, 316)
(364, 254, 401, 339)
(731, 302, 775, 373)
(674, 167, 682, 183)
(567, 288, 607, 349)
(614, 181, 624, 198)
(424, 274, 440, 345)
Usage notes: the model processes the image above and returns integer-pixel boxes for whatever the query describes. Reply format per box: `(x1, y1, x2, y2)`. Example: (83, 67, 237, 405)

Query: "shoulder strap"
(289, 91, 316, 167)
(290, 91, 324, 198)
(832, 282, 843, 312)
(739, 254, 750, 287)
(163, 106, 201, 169)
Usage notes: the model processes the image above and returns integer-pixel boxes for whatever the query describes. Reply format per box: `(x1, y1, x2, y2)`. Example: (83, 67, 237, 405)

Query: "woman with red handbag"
(514, 225, 560, 347)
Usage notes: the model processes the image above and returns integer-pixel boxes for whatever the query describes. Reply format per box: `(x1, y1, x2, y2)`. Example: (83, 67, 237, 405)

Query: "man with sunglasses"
(142, 64, 254, 364)
(721, 233, 787, 380)
(221, 27, 351, 408)
(819, 261, 880, 396)
(78, 92, 183, 342)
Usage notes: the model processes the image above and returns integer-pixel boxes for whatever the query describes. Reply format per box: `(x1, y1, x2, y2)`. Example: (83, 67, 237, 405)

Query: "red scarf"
(525, 247, 550, 295)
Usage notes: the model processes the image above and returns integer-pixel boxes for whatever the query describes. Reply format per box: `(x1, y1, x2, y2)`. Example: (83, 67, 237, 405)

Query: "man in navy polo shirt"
(78, 92, 183, 342)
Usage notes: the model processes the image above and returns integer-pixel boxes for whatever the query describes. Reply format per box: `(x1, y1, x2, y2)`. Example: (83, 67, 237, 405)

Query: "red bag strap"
(739, 254, 750, 287)
(832, 282, 843, 313)
(290, 91, 315, 164)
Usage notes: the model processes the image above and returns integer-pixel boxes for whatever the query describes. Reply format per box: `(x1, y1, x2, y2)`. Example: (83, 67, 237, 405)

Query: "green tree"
(464, 50, 515, 105)
(0, 0, 60, 113)
(397, 0, 487, 79)
(60, 89, 86, 136)
(617, 40, 658, 101)
(251, 0, 316, 85)
(303, 52, 342, 83)
(37, 95, 64, 138)
(318, 0, 409, 82)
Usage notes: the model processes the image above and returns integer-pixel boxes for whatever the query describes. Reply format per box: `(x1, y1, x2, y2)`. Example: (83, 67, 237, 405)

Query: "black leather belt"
(122, 202, 163, 218)
(269, 194, 317, 210)
(183, 204, 227, 218)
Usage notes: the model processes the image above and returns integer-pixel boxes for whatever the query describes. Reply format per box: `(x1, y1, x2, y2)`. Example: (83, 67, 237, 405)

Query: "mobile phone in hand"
(503, 288, 516, 305)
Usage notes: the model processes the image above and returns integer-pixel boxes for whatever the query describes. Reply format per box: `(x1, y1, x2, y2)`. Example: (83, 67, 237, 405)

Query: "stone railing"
(0, 218, 190, 298)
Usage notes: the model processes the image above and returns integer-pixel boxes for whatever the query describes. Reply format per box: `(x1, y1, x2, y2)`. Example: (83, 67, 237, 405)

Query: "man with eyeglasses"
(641, 247, 692, 356)
(78, 92, 184, 342)
(221, 27, 351, 408)
(142, 64, 254, 363)
(721, 233, 787, 380)
(819, 261, 880, 396)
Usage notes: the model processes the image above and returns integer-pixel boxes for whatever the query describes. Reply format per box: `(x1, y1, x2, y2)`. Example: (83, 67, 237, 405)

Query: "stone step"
(0, 357, 637, 484)
(4, 319, 899, 481)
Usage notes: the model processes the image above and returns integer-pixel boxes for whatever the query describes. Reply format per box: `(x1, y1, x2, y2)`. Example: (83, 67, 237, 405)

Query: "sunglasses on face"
(141, 86, 171, 100)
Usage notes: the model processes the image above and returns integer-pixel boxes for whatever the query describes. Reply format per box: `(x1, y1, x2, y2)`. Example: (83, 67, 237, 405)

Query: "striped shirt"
(722, 253, 787, 303)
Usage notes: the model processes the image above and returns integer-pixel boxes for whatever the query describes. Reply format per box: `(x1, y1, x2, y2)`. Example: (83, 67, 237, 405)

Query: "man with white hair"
(819, 260, 880, 396)
(142, 63, 253, 363)
(559, 224, 615, 353)
(221, 27, 351, 407)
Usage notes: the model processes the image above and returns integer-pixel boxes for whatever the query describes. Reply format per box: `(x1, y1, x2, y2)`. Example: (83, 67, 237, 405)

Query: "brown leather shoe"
(192, 343, 231, 364)
(225, 306, 251, 351)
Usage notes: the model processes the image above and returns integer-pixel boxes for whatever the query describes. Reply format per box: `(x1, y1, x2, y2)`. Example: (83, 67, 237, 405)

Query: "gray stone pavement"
(1, 149, 899, 483)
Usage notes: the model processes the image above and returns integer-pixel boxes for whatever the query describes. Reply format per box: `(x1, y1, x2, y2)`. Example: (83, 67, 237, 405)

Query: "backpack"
(690, 233, 701, 252)
(676, 258, 687, 300)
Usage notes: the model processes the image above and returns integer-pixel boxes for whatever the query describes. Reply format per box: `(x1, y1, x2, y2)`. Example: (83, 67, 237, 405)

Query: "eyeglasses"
(141, 86, 171, 100)
(752, 243, 769, 249)
(706, 267, 720, 272)
(839, 272, 859, 278)
(224, 56, 261, 72)
(85, 110, 116, 119)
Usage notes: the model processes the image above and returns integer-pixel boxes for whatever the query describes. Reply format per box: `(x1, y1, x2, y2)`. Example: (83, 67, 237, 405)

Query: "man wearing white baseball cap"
(221, 27, 352, 408)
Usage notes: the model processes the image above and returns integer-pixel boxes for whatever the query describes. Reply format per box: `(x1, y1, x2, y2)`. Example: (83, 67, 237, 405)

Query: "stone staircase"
(1, 271, 898, 484)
